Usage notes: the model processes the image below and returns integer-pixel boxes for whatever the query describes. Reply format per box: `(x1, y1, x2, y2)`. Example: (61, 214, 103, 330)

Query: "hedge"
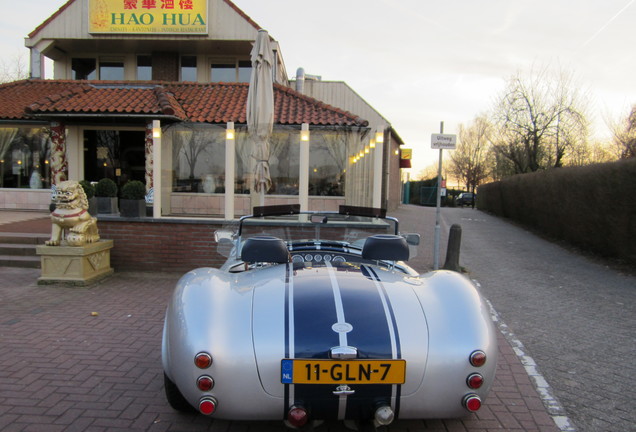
(477, 158, 636, 266)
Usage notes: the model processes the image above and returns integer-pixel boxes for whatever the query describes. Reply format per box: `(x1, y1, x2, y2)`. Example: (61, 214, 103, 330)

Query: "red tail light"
(463, 394, 482, 412)
(197, 375, 215, 391)
(287, 406, 309, 428)
(199, 396, 218, 415)
(466, 373, 484, 389)
(194, 352, 212, 369)
(469, 350, 486, 367)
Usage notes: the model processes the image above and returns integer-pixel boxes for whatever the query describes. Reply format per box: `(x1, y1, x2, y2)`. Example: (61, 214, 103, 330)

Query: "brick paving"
(0, 209, 561, 431)
(0, 274, 558, 432)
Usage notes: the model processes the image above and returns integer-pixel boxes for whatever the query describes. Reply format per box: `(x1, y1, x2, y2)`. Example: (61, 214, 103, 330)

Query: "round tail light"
(194, 352, 212, 369)
(199, 396, 218, 415)
(463, 394, 482, 412)
(287, 406, 309, 428)
(469, 350, 486, 367)
(197, 375, 215, 391)
(466, 373, 484, 389)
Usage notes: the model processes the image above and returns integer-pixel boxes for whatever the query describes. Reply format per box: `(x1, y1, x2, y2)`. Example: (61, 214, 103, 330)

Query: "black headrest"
(362, 234, 409, 261)
(241, 236, 290, 264)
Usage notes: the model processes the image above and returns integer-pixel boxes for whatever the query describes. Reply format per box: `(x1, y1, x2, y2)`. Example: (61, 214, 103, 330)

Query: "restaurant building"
(0, 0, 406, 219)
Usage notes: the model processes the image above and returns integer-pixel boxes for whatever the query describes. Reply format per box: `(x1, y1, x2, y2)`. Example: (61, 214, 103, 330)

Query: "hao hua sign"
(89, 0, 208, 34)
(431, 134, 457, 150)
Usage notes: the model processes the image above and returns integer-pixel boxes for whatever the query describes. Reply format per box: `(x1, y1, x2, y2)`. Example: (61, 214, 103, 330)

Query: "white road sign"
(431, 134, 457, 149)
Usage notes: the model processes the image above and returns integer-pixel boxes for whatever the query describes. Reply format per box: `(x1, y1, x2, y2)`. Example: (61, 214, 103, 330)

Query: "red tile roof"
(0, 80, 368, 127)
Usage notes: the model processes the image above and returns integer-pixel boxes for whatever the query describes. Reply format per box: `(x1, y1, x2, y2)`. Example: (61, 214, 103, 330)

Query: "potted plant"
(120, 180, 146, 218)
(79, 180, 97, 215)
(95, 178, 118, 214)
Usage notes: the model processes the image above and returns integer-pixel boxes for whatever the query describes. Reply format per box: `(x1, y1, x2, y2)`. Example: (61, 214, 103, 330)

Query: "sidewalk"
(0, 207, 561, 431)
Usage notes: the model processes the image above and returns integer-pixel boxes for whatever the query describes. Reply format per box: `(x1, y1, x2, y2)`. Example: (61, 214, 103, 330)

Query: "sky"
(0, 0, 634, 172)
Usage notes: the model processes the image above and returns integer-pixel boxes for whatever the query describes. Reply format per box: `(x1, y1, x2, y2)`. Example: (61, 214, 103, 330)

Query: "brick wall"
(98, 218, 227, 272)
(98, 215, 395, 273)
(152, 52, 179, 81)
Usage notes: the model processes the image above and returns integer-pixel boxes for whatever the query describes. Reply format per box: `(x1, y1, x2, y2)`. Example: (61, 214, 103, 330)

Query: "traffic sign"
(431, 134, 457, 149)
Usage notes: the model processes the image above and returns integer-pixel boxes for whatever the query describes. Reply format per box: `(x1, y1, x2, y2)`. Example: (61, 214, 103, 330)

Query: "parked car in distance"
(456, 192, 475, 207)
(162, 204, 497, 429)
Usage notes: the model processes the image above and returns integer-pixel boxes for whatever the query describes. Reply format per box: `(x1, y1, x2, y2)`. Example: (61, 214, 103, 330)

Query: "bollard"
(443, 224, 462, 272)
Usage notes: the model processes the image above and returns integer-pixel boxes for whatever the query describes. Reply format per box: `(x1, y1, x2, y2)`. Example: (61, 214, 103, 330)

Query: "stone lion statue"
(46, 180, 100, 247)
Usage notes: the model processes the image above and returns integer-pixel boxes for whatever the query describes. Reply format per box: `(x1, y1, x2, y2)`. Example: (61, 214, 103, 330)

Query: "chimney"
(295, 67, 305, 94)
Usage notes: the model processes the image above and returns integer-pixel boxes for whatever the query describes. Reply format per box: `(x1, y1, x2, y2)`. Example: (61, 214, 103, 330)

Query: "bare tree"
(0, 52, 28, 83)
(608, 105, 636, 159)
(490, 66, 589, 173)
(450, 115, 493, 192)
(566, 139, 616, 166)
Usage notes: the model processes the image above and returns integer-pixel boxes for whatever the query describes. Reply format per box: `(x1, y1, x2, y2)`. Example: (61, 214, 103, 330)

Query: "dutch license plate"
(281, 359, 406, 384)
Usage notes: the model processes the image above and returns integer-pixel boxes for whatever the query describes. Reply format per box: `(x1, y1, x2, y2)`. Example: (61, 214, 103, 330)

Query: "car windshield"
(238, 206, 398, 249)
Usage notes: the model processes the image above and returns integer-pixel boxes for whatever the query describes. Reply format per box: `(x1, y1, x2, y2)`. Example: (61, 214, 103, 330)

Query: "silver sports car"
(162, 205, 497, 428)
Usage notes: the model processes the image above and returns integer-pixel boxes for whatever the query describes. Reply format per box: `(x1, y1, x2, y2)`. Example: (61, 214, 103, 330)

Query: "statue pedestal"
(37, 240, 114, 286)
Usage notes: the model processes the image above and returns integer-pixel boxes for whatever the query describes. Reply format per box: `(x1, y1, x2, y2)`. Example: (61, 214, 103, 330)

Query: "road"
(421, 206, 635, 431)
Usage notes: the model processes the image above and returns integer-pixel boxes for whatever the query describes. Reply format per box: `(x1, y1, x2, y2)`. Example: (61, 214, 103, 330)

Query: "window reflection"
(309, 131, 347, 196)
(169, 124, 226, 193)
(0, 127, 51, 189)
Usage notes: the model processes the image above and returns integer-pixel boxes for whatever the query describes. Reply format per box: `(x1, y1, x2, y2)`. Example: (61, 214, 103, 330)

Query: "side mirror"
(214, 229, 234, 243)
(402, 233, 420, 246)
(215, 229, 235, 258)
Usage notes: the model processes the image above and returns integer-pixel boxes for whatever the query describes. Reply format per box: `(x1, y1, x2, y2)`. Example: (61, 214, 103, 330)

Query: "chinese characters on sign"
(123, 0, 194, 9)
(90, 0, 206, 34)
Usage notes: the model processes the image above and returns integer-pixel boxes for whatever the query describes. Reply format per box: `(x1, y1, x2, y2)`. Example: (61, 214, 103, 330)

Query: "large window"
(181, 56, 197, 82)
(0, 127, 51, 189)
(162, 124, 373, 214)
(169, 124, 226, 193)
(235, 127, 300, 195)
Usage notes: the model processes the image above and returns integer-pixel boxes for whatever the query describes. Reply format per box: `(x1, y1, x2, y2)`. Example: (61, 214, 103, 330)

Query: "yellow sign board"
(401, 148, 412, 160)
(89, 0, 208, 34)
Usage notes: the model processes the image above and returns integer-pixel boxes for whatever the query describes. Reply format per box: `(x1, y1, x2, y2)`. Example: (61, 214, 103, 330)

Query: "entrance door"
(83, 130, 146, 193)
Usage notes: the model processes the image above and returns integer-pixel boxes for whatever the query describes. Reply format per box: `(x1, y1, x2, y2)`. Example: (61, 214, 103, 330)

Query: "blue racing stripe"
(365, 265, 402, 417)
(339, 265, 395, 418)
(291, 266, 341, 419)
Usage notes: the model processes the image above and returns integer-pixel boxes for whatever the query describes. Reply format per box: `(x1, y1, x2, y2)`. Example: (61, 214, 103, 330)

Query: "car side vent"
(241, 236, 290, 264)
(362, 234, 409, 261)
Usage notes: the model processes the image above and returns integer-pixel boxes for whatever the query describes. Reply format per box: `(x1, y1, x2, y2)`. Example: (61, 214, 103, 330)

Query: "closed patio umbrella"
(246, 29, 275, 208)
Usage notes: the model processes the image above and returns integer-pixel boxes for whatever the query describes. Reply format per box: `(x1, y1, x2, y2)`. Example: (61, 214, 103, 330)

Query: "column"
(49, 122, 67, 185)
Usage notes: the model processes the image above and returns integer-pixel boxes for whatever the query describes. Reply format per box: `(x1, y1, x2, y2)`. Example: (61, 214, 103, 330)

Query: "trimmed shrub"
(477, 158, 636, 266)
(79, 180, 95, 199)
(121, 180, 146, 200)
(95, 178, 118, 197)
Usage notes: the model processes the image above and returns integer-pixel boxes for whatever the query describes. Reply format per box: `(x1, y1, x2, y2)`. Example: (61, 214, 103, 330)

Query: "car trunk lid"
(252, 262, 428, 404)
